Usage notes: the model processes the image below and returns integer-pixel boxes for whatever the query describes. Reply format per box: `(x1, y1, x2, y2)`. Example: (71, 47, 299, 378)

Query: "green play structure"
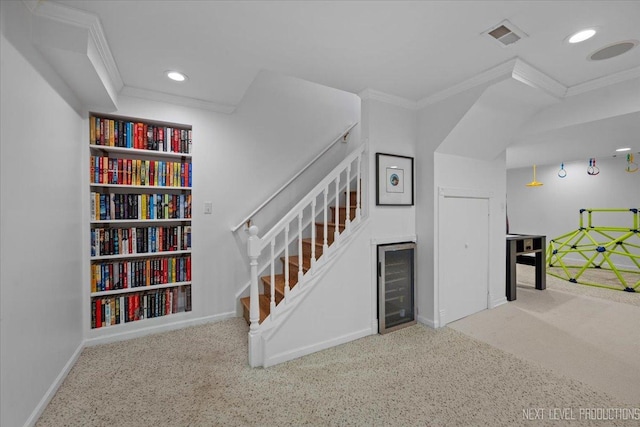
(547, 208, 640, 292)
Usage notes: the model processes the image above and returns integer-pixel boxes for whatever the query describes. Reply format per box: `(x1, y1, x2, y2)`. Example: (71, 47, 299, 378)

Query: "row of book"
(91, 286, 192, 329)
(90, 156, 192, 187)
(91, 255, 191, 293)
(91, 225, 191, 257)
(90, 116, 192, 154)
(91, 192, 192, 221)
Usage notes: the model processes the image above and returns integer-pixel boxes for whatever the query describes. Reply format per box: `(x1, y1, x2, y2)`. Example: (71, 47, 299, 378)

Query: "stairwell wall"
(102, 70, 361, 322)
(1, 31, 84, 427)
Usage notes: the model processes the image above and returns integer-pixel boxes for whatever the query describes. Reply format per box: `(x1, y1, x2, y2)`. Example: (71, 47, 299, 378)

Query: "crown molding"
(511, 58, 567, 99)
(565, 66, 640, 97)
(121, 86, 237, 114)
(358, 88, 418, 110)
(29, 0, 124, 93)
(417, 58, 569, 108)
(417, 59, 518, 109)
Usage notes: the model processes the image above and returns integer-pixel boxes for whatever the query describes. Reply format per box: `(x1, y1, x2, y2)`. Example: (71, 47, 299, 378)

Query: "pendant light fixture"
(526, 164, 544, 187)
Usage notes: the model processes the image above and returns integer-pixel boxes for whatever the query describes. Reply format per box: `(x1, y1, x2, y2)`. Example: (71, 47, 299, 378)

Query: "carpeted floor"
(36, 268, 639, 426)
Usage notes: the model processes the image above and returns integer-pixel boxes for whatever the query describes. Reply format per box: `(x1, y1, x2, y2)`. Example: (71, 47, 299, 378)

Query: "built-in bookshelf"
(89, 113, 192, 329)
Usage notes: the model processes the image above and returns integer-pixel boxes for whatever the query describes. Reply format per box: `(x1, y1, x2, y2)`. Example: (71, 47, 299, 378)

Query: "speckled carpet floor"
(37, 267, 639, 426)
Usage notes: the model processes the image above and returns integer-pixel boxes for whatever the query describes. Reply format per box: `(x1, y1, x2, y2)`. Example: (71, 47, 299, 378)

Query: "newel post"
(246, 225, 262, 367)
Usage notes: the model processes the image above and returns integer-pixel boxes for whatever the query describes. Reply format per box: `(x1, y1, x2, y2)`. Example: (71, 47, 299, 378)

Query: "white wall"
(434, 152, 508, 321)
(362, 98, 418, 325)
(363, 99, 417, 236)
(416, 83, 492, 326)
(262, 221, 374, 366)
(105, 71, 360, 328)
(507, 157, 640, 267)
(1, 34, 84, 427)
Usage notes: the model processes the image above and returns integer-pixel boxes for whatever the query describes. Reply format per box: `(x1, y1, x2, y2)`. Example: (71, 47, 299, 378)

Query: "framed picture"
(376, 152, 414, 206)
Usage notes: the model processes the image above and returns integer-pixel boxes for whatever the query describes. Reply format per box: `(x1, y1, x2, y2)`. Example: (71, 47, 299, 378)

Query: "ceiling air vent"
(483, 20, 528, 47)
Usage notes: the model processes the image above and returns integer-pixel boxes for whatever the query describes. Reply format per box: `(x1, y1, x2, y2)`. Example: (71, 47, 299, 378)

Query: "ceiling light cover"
(167, 71, 187, 82)
(569, 29, 596, 44)
(616, 147, 631, 152)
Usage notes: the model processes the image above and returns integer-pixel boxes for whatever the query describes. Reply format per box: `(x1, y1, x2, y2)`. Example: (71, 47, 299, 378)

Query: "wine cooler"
(377, 242, 416, 334)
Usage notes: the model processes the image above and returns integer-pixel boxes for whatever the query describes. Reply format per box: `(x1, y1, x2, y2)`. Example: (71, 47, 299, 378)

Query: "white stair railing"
(233, 123, 358, 232)
(246, 143, 365, 340)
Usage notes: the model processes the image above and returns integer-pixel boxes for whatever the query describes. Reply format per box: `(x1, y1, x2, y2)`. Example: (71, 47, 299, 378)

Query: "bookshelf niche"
(89, 113, 193, 329)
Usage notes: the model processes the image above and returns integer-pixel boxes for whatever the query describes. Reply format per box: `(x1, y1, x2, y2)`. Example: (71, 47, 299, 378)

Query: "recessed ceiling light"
(166, 71, 187, 82)
(568, 29, 596, 44)
(616, 147, 631, 152)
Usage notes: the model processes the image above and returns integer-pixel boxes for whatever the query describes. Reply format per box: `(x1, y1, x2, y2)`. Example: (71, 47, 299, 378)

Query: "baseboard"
(418, 315, 439, 329)
(371, 319, 379, 334)
(263, 327, 373, 368)
(84, 311, 237, 347)
(490, 295, 508, 309)
(23, 312, 237, 426)
(23, 341, 84, 427)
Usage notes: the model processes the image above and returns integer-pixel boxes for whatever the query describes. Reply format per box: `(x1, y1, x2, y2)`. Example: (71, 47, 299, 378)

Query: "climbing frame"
(547, 208, 640, 292)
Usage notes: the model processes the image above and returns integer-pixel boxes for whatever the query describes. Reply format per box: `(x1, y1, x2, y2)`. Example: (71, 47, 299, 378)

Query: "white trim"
(417, 315, 439, 329)
(490, 295, 508, 309)
(565, 66, 640, 97)
(358, 88, 419, 110)
(120, 86, 236, 114)
(438, 309, 447, 327)
(512, 58, 567, 99)
(23, 342, 84, 427)
(370, 235, 417, 246)
(362, 58, 637, 112)
(438, 187, 492, 199)
(84, 311, 236, 347)
(257, 144, 366, 245)
(263, 327, 373, 368)
(417, 59, 517, 109)
(370, 319, 379, 334)
(437, 187, 492, 328)
(30, 0, 124, 92)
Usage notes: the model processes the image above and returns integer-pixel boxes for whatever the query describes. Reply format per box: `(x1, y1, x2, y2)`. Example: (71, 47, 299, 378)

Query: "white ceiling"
(42, 1, 640, 166)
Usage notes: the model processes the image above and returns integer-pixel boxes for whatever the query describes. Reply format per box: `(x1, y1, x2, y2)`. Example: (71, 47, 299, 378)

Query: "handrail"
(231, 122, 358, 232)
(258, 143, 365, 248)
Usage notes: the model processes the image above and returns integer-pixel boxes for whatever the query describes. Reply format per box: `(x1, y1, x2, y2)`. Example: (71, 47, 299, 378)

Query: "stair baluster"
(334, 175, 340, 243)
(240, 144, 366, 342)
(284, 224, 290, 300)
(323, 188, 329, 253)
(346, 164, 351, 233)
(247, 225, 260, 330)
(311, 199, 317, 268)
(270, 239, 276, 314)
(356, 154, 362, 221)
(298, 212, 304, 284)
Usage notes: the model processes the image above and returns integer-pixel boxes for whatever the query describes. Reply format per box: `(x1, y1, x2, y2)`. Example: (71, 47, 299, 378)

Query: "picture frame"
(376, 152, 414, 206)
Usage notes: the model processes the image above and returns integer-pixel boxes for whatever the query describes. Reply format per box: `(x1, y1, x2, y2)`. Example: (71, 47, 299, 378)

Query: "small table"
(506, 234, 546, 301)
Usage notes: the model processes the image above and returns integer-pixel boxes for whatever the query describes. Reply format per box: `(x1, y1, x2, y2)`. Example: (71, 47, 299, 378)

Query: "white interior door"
(439, 195, 489, 324)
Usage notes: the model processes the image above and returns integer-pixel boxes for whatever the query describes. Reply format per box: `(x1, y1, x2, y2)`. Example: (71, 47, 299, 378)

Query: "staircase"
(240, 192, 359, 324)
(238, 143, 365, 367)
